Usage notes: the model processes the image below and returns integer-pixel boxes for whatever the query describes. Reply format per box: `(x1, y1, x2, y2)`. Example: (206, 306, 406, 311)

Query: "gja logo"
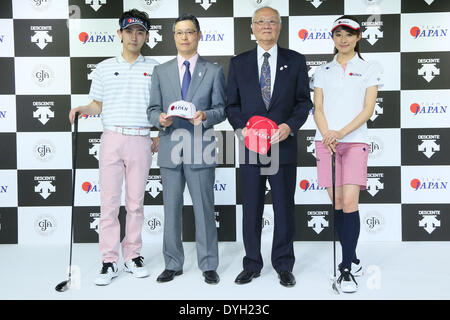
(32, 65, 54, 87)
(35, 215, 57, 236)
(307, 211, 329, 234)
(196, 0, 216, 11)
(248, 0, 273, 8)
(78, 31, 115, 44)
(34, 176, 56, 199)
(89, 212, 101, 234)
(417, 58, 440, 82)
(362, 20, 383, 45)
(201, 30, 224, 42)
(410, 178, 448, 191)
(299, 179, 326, 192)
(366, 173, 384, 197)
(418, 210, 440, 234)
(85, 0, 107, 12)
(410, 102, 447, 115)
(34, 140, 55, 162)
(33, 101, 54, 125)
(145, 212, 163, 234)
(89, 138, 101, 161)
(147, 25, 162, 49)
(417, 134, 440, 158)
(364, 212, 384, 233)
(306, 136, 316, 158)
(29, 0, 52, 11)
(410, 26, 448, 39)
(261, 213, 273, 233)
(146, 175, 163, 198)
(368, 136, 382, 159)
(298, 28, 332, 41)
(30, 26, 52, 50)
(82, 181, 99, 193)
(307, 60, 327, 78)
(139, 0, 162, 12)
(369, 98, 383, 122)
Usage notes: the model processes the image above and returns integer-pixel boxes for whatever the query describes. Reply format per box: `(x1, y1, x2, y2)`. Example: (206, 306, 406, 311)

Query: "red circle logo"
(299, 180, 310, 191)
(128, 18, 133, 23)
(78, 32, 89, 43)
(82, 182, 92, 192)
(171, 106, 175, 110)
(410, 26, 420, 38)
(410, 179, 421, 190)
(298, 29, 308, 40)
(410, 103, 420, 114)
(144, 72, 147, 76)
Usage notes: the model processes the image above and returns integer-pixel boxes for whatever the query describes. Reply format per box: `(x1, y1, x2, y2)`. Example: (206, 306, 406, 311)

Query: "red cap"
(245, 116, 279, 155)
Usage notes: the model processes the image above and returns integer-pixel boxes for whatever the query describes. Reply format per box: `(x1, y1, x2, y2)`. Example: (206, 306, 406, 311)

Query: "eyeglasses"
(253, 19, 280, 27)
(174, 30, 197, 38)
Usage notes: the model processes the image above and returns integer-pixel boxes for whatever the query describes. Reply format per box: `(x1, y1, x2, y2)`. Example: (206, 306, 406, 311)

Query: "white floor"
(1, 241, 450, 300)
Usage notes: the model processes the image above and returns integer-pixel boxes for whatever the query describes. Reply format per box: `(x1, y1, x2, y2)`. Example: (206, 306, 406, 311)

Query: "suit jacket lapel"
(168, 58, 182, 101)
(186, 56, 207, 102)
(246, 48, 265, 108)
(269, 47, 289, 110)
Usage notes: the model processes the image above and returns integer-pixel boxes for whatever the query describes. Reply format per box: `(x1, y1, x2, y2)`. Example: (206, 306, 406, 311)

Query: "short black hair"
(119, 9, 151, 31)
(173, 13, 200, 32)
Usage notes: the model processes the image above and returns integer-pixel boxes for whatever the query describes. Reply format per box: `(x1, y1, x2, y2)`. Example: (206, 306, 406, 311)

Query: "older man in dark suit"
(226, 6, 312, 287)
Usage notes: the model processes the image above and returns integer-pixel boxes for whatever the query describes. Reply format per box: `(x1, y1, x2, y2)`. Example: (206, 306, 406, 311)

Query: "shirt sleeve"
(310, 65, 324, 90)
(88, 62, 104, 102)
(365, 61, 384, 89)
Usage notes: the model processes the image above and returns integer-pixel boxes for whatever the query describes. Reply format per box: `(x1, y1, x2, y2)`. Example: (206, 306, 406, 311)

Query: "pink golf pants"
(98, 130, 152, 263)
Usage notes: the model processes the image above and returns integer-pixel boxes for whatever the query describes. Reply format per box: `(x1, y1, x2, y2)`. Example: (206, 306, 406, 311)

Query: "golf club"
(331, 152, 340, 294)
(55, 112, 80, 292)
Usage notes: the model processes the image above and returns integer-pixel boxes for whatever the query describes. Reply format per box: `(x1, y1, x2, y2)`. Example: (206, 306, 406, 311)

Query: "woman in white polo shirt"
(311, 15, 383, 293)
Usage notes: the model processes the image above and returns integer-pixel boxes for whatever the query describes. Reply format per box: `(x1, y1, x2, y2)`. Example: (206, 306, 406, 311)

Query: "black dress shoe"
(278, 271, 296, 287)
(235, 270, 260, 284)
(203, 270, 220, 284)
(156, 269, 183, 283)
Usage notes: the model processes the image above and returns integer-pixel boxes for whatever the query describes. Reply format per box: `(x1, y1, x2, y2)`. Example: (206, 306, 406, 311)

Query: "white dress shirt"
(257, 44, 278, 96)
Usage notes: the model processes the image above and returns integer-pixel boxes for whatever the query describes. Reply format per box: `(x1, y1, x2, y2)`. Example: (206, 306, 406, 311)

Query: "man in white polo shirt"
(69, 9, 159, 286)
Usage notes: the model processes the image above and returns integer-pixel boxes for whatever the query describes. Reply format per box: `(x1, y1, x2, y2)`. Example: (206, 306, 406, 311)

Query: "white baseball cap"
(166, 100, 196, 119)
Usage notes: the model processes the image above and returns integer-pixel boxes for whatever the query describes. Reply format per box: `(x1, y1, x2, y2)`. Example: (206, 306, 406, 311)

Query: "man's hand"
(151, 137, 160, 153)
(189, 111, 206, 126)
(270, 123, 291, 144)
(159, 112, 173, 127)
(69, 106, 86, 124)
(241, 127, 247, 138)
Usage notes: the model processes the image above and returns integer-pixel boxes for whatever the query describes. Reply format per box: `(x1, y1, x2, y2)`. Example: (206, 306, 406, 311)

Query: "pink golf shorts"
(315, 141, 369, 190)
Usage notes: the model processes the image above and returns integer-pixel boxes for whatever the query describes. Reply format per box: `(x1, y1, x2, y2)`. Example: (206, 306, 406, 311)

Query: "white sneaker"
(94, 262, 119, 286)
(124, 256, 149, 278)
(338, 260, 363, 277)
(337, 268, 358, 293)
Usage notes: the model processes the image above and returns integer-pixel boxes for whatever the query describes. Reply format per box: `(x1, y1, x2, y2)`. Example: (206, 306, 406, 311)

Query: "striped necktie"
(260, 52, 271, 109)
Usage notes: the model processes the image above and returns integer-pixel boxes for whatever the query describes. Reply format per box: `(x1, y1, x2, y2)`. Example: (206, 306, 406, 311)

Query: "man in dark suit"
(226, 6, 312, 287)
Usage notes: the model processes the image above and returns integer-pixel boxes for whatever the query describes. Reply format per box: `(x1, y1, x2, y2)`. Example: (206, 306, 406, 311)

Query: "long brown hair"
(332, 15, 363, 60)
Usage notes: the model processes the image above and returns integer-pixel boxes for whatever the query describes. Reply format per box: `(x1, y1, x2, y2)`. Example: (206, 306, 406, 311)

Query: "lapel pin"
(284, 65, 288, 68)
(280, 67, 284, 70)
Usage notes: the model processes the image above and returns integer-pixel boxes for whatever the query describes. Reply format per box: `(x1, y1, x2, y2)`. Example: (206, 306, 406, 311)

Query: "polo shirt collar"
(331, 52, 361, 67)
(117, 53, 144, 64)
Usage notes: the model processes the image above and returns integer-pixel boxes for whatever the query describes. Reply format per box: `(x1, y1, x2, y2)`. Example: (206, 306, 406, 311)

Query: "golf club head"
(332, 279, 340, 295)
(55, 279, 70, 292)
